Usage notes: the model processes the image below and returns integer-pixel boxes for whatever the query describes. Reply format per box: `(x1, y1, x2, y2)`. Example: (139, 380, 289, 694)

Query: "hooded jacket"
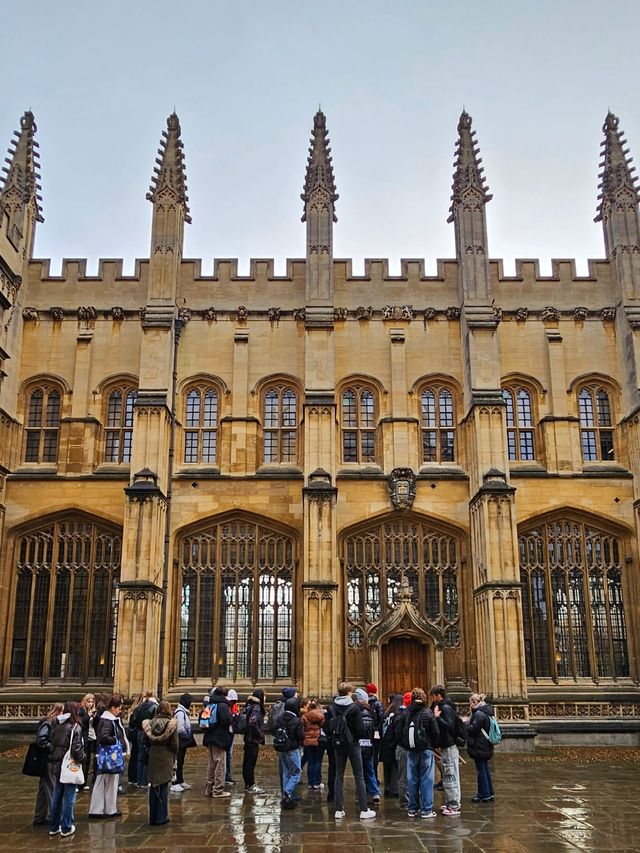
(174, 703, 193, 744)
(142, 714, 179, 785)
(432, 697, 458, 749)
(465, 701, 495, 761)
(95, 710, 129, 774)
(130, 698, 158, 731)
(244, 695, 266, 746)
(302, 704, 325, 747)
(331, 695, 364, 743)
(283, 697, 304, 749)
(202, 693, 232, 749)
(398, 700, 440, 752)
(51, 713, 85, 778)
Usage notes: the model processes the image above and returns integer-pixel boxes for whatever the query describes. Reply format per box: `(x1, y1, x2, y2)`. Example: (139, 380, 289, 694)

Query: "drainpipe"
(157, 315, 184, 699)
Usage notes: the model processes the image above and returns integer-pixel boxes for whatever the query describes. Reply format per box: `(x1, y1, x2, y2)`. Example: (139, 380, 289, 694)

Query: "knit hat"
(202, 694, 210, 704)
(282, 687, 297, 700)
(366, 683, 377, 695)
(179, 693, 193, 709)
(403, 691, 412, 707)
(354, 688, 368, 702)
(227, 689, 238, 701)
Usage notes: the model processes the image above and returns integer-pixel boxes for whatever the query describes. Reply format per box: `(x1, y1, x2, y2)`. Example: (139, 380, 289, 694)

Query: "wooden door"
(381, 636, 430, 697)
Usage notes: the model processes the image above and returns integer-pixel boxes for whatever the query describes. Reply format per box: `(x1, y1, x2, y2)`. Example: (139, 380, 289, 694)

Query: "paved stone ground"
(2, 745, 640, 852)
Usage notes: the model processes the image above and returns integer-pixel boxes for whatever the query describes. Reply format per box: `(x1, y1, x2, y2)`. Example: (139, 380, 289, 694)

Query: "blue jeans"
(406, 749, 435, 814)
(279, 748, 302, 798)
(362, 751, 380, 797)
(306, 744, 325, 786)
(474, 758, 494, 800)
(149, 782, 169, 824)
(49, 779, 77, 833)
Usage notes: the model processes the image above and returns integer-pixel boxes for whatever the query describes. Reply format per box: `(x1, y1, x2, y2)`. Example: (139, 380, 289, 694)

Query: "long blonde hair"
(46, 702, 64, 721)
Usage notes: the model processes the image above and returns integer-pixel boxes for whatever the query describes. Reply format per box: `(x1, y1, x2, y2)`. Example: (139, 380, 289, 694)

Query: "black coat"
(51, 717, 85, 777)
(202, 694, 232, 749)
(283, 708, 304, 749)
(397, 701, 440, 751)
(433, 698, 458, 749)
(244, 700, 265, 745)
(465, 703, 494, 761)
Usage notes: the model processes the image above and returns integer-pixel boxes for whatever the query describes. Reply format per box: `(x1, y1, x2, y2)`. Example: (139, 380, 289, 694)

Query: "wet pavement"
(2, 746, 640, 852)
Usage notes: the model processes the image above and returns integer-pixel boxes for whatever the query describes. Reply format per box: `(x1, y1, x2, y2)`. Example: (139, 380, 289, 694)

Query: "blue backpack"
(199, 703, 218, 729)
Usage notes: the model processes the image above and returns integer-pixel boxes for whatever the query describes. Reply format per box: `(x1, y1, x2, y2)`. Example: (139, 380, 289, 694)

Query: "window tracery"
(24, 384, 61, 463)
(341, 384, 376, 463)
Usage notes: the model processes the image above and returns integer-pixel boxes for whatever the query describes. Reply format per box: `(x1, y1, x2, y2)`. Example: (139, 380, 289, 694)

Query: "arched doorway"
(382, 636, 432, 696)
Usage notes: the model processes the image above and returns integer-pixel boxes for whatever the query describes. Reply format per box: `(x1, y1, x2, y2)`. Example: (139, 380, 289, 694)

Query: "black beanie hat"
(179, 693, 193, 709)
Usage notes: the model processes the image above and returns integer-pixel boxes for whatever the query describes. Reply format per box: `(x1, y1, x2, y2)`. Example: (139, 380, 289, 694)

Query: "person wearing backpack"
(129, 689, 158, 787)
(380, 693, 402, 799)
(203, 687, 233, 798)
(399, 687, 440, 819)
(354, 688, 381, 803)
(276, 697, 304, 809)
(329, 682, 376, 821)
(225, 689, 239, 786)
(464, 692, 496, 803)
(365, 682, 384, 783)
(48, 701, 85, 838)
(241, 689, 265, 794)
(302, 698, 326, 790)
(32, 701, 63, 826)
(390, 692, 411, 809)
(430, 684, 462, 816)
(171, 693, 195, 792)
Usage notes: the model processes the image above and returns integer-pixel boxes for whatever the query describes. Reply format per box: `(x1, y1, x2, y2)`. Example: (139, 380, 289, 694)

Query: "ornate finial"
(447, 110, 492, 223)
(0, 110, 44, 223)
(595, 110, 639, 222)
(146, 112, 191, 224)
(301, 109, 339, 222)
(399, 575, 413, 603)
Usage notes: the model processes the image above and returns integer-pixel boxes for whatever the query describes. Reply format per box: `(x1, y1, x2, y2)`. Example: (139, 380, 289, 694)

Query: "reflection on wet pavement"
(1, 746, 639, 851)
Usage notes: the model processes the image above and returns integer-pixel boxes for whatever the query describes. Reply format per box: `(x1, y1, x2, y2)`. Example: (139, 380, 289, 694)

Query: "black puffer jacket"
(465, 702, 494, 761)
(282, 698, 304, 749)
(51, 715, 85, 778)
(433, 697, 458, 749)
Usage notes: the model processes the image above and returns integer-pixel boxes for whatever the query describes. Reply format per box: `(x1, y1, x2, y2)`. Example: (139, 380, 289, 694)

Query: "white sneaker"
(180, 782, 192, 790)
(60, 826, 76, 837)
(334, 810, 345, 819)
(360, 809, 376, 820)
(170, 783, 184, 792)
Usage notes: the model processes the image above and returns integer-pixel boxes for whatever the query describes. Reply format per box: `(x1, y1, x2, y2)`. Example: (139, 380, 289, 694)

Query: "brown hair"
(46, 702, 64, 721)
(107, 694, 123, 710)
(410, 687, 427, 704)
(429, 685, 446, 699)
(338, 682, 354, 696)
(63, 700, 82, 725)
(157, 700, 172, 716)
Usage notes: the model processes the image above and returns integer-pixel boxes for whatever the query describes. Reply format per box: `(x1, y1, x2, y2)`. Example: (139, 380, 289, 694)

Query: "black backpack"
(404, 709, 432, 752)
(328, 706, 356, 753)
(454, 712, 467, 748)
(233, 709, 249, 735)
(272, 724, 291, 752)
(267, 701, 285, 735)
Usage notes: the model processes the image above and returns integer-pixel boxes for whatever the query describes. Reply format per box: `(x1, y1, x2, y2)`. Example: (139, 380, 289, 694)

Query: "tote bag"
(59, 724, 85, 785)
(96, 721, 125, 774)
(22, 742, 49, 778)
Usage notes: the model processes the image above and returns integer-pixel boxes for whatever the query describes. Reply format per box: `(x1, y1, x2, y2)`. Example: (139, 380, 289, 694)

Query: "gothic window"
(24, 384, 61, 463)
(578, 385, 615, 461)
(519, 518, 629, 681)
(178, 518, 294, 682)
(184, 385, 218, 464)
(9, 517, 121, 682)
(502, 385, 536, 461)
(344, 519, 461, 648)
(263, 386, 298, 464)
(104, 386, 137, 463)
(420, 385, 456, 463)
(341, 385, 376, 463)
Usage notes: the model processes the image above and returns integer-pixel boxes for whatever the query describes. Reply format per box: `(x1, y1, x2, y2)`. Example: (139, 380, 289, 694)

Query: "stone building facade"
(0, 108, 639, 741)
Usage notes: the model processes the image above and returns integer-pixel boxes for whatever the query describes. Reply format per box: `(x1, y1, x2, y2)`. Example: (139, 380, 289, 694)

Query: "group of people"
(28, 680, 498, 833)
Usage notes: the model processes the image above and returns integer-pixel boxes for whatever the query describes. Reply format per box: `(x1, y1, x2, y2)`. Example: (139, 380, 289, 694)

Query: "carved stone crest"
(178, 307, 192, 323)
(268, 306, 281, 322)
(515, 307, 528, 322)
(236, 305, 248, 321)
(22, 306, 38, 321)
(493, 306, 503, 322)
(111, 306, 124, 320)
(203, 307, 217, 321)
(77, 306, 97, 321)
(445, 306, 461, 321)
(383, 305, 414, 320)
(355, 305, 373, 320)
(541, 306, 559, 322)
(293, 308, 306, 321)
(334, 307, 348, 321)
(574, 306, 588, 321)
(601, 306, 616, 321)
(388, 467, 416, 511)
(50, 306, 65, 321)
(423, 307, 437, 322)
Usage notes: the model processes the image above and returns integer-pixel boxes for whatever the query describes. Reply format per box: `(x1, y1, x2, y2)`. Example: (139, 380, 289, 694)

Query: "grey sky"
(2, 0, 639, 275)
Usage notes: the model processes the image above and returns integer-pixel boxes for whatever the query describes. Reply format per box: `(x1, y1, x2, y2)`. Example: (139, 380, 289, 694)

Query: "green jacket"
(142, 715, 178, 785)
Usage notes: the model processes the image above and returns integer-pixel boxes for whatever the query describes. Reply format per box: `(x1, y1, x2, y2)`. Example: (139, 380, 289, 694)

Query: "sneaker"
(372, 795, 381, 803)
(421, 811, 437, 819)
(170, 783, 184, 792)
(225, 779, 236, 786)
(49, 828, 61, 836)
(180, 782, 192, 790)
(281, 795, 296, 810)
(441, 806, 461, 816)
(314, 783, 325, 790)
(359, 809, 376, 820)
(245, 785, 265, 794)
(212, 791, 232, 798)
(334, 810, 345, 819)
(407, 811, 418, 818)
(60, 826, 76, 837)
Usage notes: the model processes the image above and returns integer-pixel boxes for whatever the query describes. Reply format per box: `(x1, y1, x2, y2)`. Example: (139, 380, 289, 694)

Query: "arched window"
(9, 517, 121, 682)
(420, 386, 456, 463)
(341, 385, 376, 463)
(263, 386, 298, 464)
(104, 386, 137, 463)
(178, 518, 294, 682)
(344, 519, 461, 659)
(502, 385, 535, 461)
(184, 385, 218, 463)
(24, 384, 61, 463)
(519, 517, 629, 681)
(578, 385, 615, 461)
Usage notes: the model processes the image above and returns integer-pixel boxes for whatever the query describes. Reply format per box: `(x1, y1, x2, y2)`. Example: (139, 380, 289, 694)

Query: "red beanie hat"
(366, 683, 377, 695)
(403, 691, 412, 707)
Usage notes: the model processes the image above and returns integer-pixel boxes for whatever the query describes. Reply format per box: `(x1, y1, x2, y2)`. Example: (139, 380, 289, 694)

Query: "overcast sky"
(2, 1, 639, 276)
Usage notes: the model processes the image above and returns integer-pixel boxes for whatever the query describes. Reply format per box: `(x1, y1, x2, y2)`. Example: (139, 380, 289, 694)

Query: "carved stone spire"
(447, 110, 492, 224)
(146, 112, 191, 224)
(301, 110, 338, 223)
(595, 111, 639, 223)
(0, 111, 44, 255)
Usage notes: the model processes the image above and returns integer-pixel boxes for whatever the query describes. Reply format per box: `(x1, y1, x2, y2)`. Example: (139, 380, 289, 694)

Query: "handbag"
(22, 742, 49, 778)
(96, 720, 125, 774)
(59, 724, 85, 785)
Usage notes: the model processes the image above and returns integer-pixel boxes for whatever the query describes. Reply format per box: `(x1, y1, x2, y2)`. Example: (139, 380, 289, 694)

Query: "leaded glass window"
(341, 386, 376, 463)
(184, 386, 218, 464)
(178, 519, 295, 682)
(25, 385, 61, 463)
(519, 518, 629, 681)
(9, 517, 121, 682)
(421, 387, 456, 463)
(263, 386, 298, 464)
(502, 386, 535, 461)
(105, 387, 137, 463)
(578, 386, 615, 462)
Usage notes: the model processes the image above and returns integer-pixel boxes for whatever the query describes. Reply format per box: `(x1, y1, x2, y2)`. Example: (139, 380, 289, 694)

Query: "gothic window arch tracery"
(24, 381, 62, 463)
(340, 382, 377, 463)
(261, 383, 299, 464)
(183, 382, 220, 464)
(577, 383, 615, 462)
(419, 382, 457, 463)
(502, 383, 537, 461)
(103, 382, 137, 463)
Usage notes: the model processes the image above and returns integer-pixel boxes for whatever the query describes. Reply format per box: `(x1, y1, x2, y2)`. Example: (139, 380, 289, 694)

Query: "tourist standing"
(430, 684, 462, 816)
(129, 689, 158, 787)
(78, 693, 96, 791)
(32, 702, 63, 827)
(380, 693, 402, 799)
(171, 693, 195, 792)
(400, 687, 440, 819)
(226, 688, 239, 785)
(242, 689, 266, 794)
(465, 692, 495, 803)
(354, 688, 381, 803)
(392, 692, 411, 809)
(330, 683, 375, 821)
(365, 682, 384, 781)
(126, 693, 142, 786)
(278, 697, 304, 809)
(89, 694, 129, 818)
(203, 687, 233, 799)
(302, 698, 325, 790)
(48, 701, 85, 838)
(142, 699, 179, 826)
